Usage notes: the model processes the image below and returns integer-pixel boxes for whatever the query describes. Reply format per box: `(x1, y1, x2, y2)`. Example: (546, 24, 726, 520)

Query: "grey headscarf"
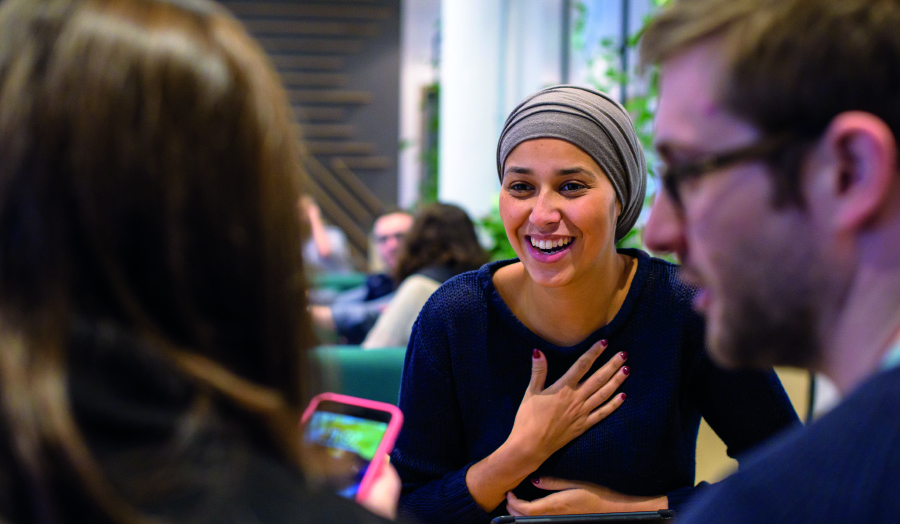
(497, 85, 647, 241)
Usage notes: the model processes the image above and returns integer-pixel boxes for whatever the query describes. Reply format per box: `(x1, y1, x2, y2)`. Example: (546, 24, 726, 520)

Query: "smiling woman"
(390, 85, 801, 524)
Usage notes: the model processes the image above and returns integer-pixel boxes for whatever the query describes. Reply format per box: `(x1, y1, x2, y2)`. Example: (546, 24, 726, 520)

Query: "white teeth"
(530, 237, 572, 250)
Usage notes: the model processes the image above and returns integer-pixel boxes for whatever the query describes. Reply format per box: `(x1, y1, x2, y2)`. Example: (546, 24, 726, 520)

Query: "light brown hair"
(0, 0, 314, 521)
(641, 0, 900, 203)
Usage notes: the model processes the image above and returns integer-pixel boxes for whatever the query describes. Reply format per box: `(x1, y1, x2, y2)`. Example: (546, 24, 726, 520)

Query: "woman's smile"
(526, 235, 575, 262)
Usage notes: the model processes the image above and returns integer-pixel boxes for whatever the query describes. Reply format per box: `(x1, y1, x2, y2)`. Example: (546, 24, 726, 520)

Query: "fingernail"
(533, 349, 541, 359)
(620, 351, 627, 361)
(622, 366, 630, 376)
(600, 339, 608, 348)
(620, 393, 627, 400)
(531, 477, 540, 485)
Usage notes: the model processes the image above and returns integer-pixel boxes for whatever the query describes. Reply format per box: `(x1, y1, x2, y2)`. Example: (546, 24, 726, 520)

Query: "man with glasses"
(311, 210, 413, 344)
(639, 0, 900, 522)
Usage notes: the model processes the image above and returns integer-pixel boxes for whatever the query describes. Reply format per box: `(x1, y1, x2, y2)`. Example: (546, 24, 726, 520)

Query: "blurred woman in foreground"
(0, 0, 396, 522)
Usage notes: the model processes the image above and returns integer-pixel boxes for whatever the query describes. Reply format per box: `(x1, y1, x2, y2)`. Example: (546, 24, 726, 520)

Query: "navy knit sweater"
(392, 250, 799, 524)
(679, 365, 900, 524)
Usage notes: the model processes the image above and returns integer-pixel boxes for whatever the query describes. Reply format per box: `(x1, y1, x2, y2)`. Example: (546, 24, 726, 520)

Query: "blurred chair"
(313, 345, 406, 405)
(312, 272, 369, 294)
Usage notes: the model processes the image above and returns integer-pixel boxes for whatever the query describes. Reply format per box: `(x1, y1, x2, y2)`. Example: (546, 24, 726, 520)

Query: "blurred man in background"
(311, 210, 413, 344)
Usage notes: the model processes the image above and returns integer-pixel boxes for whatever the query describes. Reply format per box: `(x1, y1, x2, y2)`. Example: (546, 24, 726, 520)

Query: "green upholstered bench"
(311, 272, 368, 293)
(312, 345, 406, 405)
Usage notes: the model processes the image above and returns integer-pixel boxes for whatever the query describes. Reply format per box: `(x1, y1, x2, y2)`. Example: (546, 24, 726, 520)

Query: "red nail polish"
(531, 477, 540, 485)
(533, 349, 541, 359)
(620, 393, 627, 400)
(600, 339, 608, 348)
(620, 351, 628, 360)
(622, 366, 630, 376)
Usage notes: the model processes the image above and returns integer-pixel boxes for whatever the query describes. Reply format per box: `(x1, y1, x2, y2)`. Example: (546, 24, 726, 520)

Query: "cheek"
(596, 194, 620, 229)
(498, 195, 521, 230)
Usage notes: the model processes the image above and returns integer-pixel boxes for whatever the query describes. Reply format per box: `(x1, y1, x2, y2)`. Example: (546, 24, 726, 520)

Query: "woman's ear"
(822, 111, 898, 232)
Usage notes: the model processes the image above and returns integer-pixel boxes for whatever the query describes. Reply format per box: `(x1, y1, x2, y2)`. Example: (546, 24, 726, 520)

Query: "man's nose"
(644, 190, 687, 258)
(386, 237, 401, 250)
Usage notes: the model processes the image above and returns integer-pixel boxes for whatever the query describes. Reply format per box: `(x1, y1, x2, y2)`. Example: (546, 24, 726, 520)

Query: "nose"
(530, 190, 561, 227)
(643, 190, 687, 259)
(385, 236, 401, 253)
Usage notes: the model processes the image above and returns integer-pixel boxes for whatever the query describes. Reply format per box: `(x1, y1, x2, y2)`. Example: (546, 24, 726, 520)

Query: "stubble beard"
(707, 229, 824, 370)
(713, 288, 821, 369)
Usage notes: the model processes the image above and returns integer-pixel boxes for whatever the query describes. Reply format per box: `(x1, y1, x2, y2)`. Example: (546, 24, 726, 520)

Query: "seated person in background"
(299, 195, 355, 276)
(0, 0, 398, 521)
(390, 85, 799, 524)
(311, 210, 413, 344)
(363, 203, 489, 349)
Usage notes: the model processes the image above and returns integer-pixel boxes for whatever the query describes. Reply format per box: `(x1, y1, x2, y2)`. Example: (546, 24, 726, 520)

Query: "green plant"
(419, 83, 440, 204)
(574, 0, 671, 252)
(478, 198, 518, 261)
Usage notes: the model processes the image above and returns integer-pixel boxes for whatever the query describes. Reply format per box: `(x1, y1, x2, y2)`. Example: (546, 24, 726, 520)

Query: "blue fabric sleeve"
(330, 292, 393, 344)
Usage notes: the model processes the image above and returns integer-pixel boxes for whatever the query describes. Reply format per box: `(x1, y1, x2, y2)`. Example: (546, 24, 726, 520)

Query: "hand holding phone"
(300, 393, 404, 503)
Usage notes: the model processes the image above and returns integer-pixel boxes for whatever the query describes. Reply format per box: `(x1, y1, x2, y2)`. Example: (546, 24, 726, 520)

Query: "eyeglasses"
(660, 133, 798, 208)
(375, 232, 406, 245)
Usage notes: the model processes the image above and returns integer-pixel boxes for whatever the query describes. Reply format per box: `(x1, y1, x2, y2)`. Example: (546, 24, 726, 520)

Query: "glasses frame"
(660, 133, 799, 208)
(374, 232, 406, 245)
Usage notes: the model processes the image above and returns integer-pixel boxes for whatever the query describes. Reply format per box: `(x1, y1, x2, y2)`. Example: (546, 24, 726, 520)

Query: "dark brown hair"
(641, 0, 900, 204)
(0, 0, 314, 521)
(394, 203, 488, 284)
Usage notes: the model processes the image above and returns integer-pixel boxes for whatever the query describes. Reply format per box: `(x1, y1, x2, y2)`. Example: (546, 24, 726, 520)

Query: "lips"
(525, 235, 574, 263)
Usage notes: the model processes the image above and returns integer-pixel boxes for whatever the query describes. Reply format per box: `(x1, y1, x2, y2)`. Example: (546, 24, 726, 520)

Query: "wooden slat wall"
(222, 0, 401, 267)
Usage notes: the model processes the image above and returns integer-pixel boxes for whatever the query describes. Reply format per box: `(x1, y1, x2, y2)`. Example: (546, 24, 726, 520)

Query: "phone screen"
(302, 400, 392, 499)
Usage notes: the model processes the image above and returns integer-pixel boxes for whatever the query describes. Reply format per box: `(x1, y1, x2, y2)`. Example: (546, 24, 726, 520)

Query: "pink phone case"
(301, 392, 404, 502)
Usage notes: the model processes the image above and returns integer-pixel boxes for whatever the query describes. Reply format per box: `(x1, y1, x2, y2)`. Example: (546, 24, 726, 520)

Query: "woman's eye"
(560, 182, 588, 192)
(507, 182, 533, 192)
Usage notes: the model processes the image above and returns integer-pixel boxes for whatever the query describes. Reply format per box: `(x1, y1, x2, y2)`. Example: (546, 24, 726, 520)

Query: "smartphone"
(300, 392, 403, 502)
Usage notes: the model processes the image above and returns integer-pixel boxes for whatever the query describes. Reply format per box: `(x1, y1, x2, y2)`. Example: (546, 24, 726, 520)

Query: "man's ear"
(822, 111, 898, 231)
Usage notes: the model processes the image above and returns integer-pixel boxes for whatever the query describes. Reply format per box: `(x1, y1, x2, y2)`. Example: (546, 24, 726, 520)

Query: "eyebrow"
(504, 166, 597, 177)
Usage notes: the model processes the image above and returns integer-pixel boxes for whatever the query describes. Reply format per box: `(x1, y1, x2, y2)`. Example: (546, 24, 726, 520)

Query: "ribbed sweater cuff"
(399, 463, 493, 524)
(442, 463, 493, 524)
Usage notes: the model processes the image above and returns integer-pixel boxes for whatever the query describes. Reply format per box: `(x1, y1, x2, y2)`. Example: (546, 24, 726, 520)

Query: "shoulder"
(682, 368, 900, 523)
(409, 260, 510, 353)
(622, 248, 697, 308)
(618, 249, 702, 336)
(420, 260, 507, 315)
(396, 274, 441, 297)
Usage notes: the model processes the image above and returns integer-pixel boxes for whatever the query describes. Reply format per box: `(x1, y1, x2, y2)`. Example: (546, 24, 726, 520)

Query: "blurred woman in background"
(0, 0, 395, 522)
(363, 203, 488, 349)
